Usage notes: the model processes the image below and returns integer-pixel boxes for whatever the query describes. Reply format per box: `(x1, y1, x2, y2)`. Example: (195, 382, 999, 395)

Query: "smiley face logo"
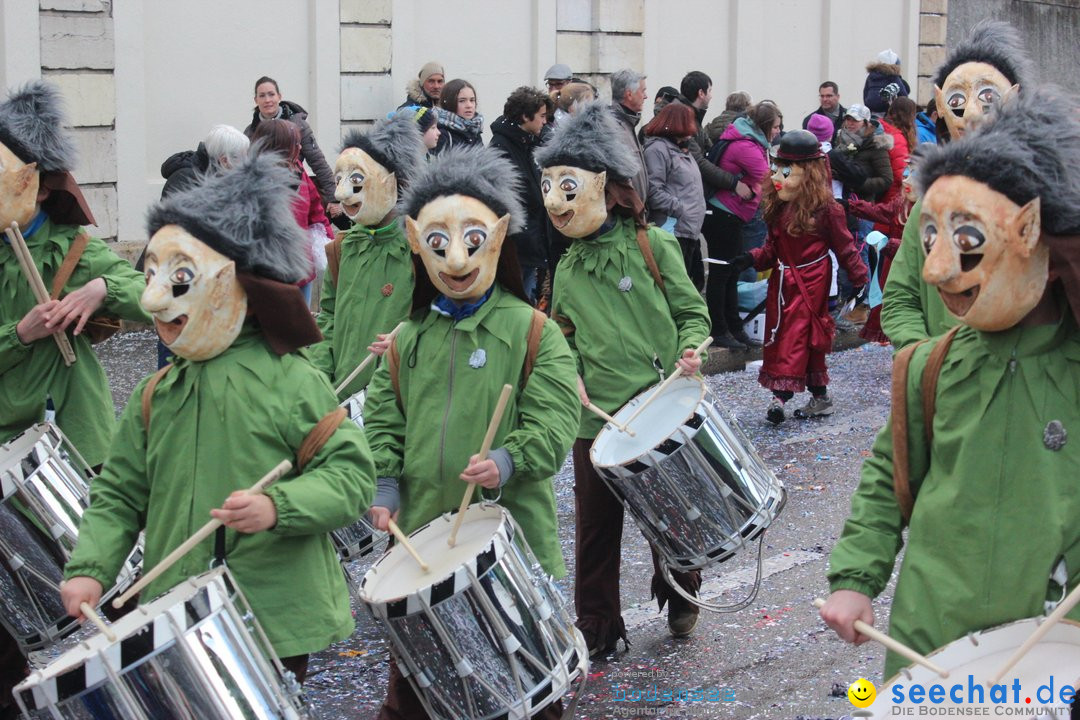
(848, 678, 876, 708)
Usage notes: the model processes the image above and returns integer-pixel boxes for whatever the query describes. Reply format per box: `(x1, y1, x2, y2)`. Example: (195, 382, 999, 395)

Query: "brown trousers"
(571, 439, 700, 651)
(378, 656, 564, 719)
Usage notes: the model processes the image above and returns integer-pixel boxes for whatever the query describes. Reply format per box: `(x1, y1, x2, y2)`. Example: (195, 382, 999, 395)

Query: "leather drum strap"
(890, 340, 926, 524)
(50, 231, 91, 300)
(921, 325, 961, 445)
(635, 227, 665, 295)
(297, 407, 348, 471)
(140, 365, 174, 429)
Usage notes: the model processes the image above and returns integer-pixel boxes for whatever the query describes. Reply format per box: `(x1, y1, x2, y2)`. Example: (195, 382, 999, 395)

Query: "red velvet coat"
(750, 201, 868, 392)
(847, 194, 911, 343)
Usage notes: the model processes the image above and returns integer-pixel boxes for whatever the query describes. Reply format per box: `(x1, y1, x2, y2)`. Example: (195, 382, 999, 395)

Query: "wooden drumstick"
(447, 383, 513, 548)
(79, 602, 117, 643)
(387, 518, 429, 573)
(622, 337, 713, 428)
(583, 402, 635, 436)
(112, 459, 292, 609)
(985, 580, 1080, 686)
(5, 223, 76, 366)
(334, 321, 405, 396)
(813, 598, 950, 678)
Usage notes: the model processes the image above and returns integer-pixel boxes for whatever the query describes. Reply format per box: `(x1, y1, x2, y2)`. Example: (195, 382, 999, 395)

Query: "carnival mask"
(920, 175, 1045, 331)
(935, 62, 1017, 139)
(901, 162, 918, 204)
(141, 225, 247, 361)
(541, 165, 608, 238)
(0, 142, 40, 231)
(334, 147, 397, 227)
(770, 161, 805, 202)
(406, 195, 508, 303)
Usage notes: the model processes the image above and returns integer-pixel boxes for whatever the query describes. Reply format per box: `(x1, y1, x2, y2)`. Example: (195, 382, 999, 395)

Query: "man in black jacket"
(488, 87, 554, 304)
(677, 71, 751, 203)
(801, 81, 847, 133)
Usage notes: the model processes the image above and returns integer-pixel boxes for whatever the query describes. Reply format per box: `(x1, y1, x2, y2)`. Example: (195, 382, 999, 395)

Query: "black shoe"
(731, 329, 761, 347)
(766, 397, 786, 425)
(712, 332, 747, 351)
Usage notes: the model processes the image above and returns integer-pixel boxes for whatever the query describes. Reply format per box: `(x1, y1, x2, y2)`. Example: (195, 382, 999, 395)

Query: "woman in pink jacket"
(701, 102, 782, 349)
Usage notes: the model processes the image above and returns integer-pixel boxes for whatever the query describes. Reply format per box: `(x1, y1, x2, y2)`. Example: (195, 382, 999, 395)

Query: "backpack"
(705, 137, 732, 166)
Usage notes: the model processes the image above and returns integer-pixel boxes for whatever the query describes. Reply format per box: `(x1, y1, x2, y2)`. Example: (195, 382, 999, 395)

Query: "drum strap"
(49, 230, 122, 343)
(296, 407, 348, 471)
(386, 308, 547, 409)
(890, 326, 960, 524)
(326, 232, 344, 288)
(141, 364, 174, 430)
(635, 227, 666, 295)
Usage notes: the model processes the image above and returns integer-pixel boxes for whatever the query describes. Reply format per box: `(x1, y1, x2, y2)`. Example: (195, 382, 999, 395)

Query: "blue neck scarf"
(21, 211, 47, 239)
(432, 286, 494, 321)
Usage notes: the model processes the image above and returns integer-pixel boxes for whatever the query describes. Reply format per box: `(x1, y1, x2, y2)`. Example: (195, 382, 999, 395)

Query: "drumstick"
(622, 337, 713, 428)
(334, 321, 405, 396)
(447, 383, 513, 548)
(5, 223, 76, 366)
(583, 402, 636, 436)
(387, 518, 429, 572)
(112, 459, 292, 609)
(813, 598, 950, 678)
(79, 602, 117, 643)
(985, 580, 1080, 686)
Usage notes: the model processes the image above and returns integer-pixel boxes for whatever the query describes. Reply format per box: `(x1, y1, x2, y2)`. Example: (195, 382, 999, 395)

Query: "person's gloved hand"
(731, 253, 754, 272)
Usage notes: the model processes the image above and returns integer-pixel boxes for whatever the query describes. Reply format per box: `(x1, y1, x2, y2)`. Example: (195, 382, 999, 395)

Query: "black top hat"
(771, 129, 824, 162)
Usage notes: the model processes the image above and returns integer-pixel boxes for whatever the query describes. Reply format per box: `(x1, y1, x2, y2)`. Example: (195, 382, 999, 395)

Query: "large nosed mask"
(920, 175, 1046, 331)
(0, 142, 40, 230)
(141, 225, 247, 361)
(405, 195, 508, 303)
(934, 62, 1017, 140)
(541, 165, 608, 238)
(334, 147, 397, 227)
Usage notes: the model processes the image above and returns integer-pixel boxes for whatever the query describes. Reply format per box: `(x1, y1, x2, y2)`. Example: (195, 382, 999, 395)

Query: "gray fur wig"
(534, 101, 640, 181)
(916, 84, 1080, 236)
(399, 145, 525, 234)
(340, 113, 426, 189)
(933, 20, 1036, 90)
(0, 81, 77, 172)
(146, 151, 312, 284)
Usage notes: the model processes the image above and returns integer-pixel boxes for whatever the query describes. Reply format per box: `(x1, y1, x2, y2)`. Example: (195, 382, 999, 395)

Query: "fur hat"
(399, 145, 525, 234)
(0, 81, 77, 172)
(145, 151, 312, 284)
(534, 101, 640, 181)
(933, 20, 1036, 90)
(340, 113, 426, 189)
(916, 84, 1080, 236)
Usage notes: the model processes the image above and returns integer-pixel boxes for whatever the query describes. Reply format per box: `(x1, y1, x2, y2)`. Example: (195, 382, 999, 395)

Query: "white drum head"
(361, 503, 506, 605)
(867, 618, 1080, 718)
(591, 376, 705, 469)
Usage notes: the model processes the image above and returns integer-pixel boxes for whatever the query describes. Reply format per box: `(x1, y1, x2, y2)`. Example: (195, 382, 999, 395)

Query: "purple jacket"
(710, 116, 769, 222)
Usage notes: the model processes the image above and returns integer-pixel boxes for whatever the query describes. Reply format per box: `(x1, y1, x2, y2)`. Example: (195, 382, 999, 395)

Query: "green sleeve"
(75, 236, 152, 324)
(651, 227, 710, 357)
(0, 320, 32, 376)
(827, 345, 931, 597)
(551, 306, 583, 377)
(307, 271, 337, 378)
(265, 372, 376, 536)
(63, 380, 150, 588)
(363, 356, 407, 479)
(881, 201, 932, 350)
(502, 319, 580, 478)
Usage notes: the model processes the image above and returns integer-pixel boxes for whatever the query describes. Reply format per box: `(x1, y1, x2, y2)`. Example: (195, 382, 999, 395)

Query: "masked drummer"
(60, 152, 375, 684)
(536, 102, 711, 653)
(364, 145, 579, 719)
(0, 81, 151, 713)
(307, 114, 426, 395)
(821, 85, 1080, 681)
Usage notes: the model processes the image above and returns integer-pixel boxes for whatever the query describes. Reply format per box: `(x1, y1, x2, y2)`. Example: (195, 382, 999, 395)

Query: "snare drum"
(591, 375, 785, 572)
(360, 503, 587, 720)
(330, 514, 388, 562)
(0, 423, 141, 654)
(340, 388, 366, 428)
(867, 618, 1080, 719)
(13, 566, 309, 719)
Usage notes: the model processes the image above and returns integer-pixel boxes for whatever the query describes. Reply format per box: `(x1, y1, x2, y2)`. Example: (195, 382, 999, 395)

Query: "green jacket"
(551, 217, 711, 439)
(879, 199, 957, 350)
(0, 217, 150, 466)
(827, 313, 1080, 680)
(308, 220, 414, 397)
(363, 285, 579, 577)
(64, 327, 376, 657)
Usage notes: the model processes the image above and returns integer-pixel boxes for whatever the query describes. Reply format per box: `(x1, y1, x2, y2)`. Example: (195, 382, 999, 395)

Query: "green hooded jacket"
(64, 327, 376, 657)
(0, 217, 151, 466)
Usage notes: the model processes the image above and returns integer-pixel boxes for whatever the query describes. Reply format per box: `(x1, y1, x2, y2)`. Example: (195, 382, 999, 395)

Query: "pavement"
(94, 329, 897, 720)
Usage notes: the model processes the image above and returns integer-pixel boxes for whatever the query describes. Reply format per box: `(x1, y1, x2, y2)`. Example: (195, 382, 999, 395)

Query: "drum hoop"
(359, 503, 512, 616)
(589, 376, 708, 471)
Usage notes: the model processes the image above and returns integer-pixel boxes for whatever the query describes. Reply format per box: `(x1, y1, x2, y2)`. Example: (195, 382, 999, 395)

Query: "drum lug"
(501, 634, 522, 654)
(685, 507, 701, 522)
(454, 657, 474, 677)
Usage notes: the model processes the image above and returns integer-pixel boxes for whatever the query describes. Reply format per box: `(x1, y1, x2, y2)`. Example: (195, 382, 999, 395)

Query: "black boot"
(712, 332, 747, 351)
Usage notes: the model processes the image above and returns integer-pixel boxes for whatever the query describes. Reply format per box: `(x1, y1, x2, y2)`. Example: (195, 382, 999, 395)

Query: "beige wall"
(0, 0, 921, 246)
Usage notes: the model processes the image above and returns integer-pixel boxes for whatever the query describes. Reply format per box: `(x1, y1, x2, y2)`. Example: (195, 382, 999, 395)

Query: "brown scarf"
(237, 273, 322, 355)
(1042, 233, 1080, 327)
(40, 171, 95, 226)
(605, 179, 647, 228)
